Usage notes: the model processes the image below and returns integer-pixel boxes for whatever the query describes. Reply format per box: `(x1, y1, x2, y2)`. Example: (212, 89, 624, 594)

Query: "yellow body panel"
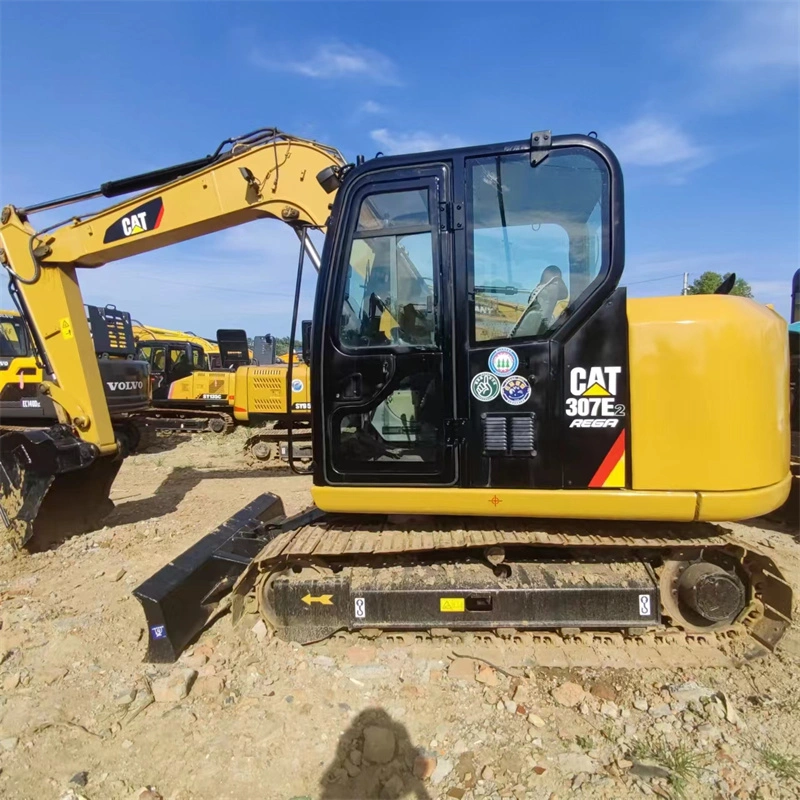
(233, 363, 311, 420)
(628, 296, 789, 491)
(313, 472, 792, 523)
(166, 370, 236, 402)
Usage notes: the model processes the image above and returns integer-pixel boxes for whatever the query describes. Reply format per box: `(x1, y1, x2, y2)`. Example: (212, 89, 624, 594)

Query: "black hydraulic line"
(285, 227, 313, 476)
(7, 279, 49, 375)
(19, 127, 283, 214)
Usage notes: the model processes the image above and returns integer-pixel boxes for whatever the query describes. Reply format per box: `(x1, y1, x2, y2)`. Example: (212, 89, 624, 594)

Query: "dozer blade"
(0, 424, 121, 551)
(132, 493, 308, 662)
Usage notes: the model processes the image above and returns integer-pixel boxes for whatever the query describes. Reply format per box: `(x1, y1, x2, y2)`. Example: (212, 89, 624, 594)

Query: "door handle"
(339, 373, 362, 399)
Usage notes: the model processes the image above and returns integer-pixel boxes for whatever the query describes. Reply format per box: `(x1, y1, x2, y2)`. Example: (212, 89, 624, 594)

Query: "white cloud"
(607, 116, 707, 170)
(250, 42, 401, 85)
(358, 100, 387, 115)
(370, 128, 467, 155)
(712, 4, 799, 75)
(675, 3, 799, 110)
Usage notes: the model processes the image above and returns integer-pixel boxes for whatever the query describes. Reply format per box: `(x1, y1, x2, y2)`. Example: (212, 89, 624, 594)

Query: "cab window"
(150, 346, 166, 372)
(469, 148, 609, 342)
(0, 319, 28, 358)
(338, 188, 437, 349)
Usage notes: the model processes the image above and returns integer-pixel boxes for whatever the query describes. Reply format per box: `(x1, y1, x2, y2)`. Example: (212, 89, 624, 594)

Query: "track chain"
(231, 516, 793, 657)
(244, 427, 313, 466)
(130, 409, 235, 434)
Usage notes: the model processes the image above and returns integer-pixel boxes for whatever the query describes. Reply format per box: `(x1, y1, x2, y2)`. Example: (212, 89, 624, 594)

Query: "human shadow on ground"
(319, 707, 432, 800)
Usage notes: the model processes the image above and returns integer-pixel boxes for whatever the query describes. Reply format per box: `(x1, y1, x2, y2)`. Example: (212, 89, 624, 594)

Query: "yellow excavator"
(1, 308, 57, 421)
(132, 322, 226, 369)
(131, 325, 313, 460)
(0, 127, 793, 664)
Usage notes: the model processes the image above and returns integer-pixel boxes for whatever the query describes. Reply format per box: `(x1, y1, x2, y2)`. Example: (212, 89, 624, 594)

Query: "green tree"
(686, 271, 753, 298)
(273, 336, 301, 357)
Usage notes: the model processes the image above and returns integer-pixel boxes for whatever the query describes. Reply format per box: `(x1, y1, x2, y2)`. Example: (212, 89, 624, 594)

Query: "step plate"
(265, 560, 659, 643)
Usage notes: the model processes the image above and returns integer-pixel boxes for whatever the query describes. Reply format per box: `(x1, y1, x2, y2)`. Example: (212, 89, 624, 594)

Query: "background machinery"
(2, 304, 148, 431)
(0, 127, 793, 663)
(132, 326, 313, 459)
(132, 322, 227, 369)
(0, 308, 56, 422)
(777, 268, 800, 523)
(0, 301, 149, 548)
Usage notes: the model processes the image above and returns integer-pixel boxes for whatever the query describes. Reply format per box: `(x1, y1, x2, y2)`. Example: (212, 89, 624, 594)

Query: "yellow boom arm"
(0, 130, 346, 455)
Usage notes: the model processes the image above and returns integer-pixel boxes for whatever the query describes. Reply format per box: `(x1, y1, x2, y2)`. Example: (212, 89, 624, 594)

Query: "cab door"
(140, 345, 168, 400)
(317, 167, 456, 486)
(456, 144, 627, 490)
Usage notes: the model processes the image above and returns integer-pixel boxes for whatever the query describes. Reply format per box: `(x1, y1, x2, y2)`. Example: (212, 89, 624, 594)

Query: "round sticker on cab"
(501, 375, 531, 406)
(470, 371, 500, 402)
(291, 378, 304, 393)
(488, 347, 519, 376)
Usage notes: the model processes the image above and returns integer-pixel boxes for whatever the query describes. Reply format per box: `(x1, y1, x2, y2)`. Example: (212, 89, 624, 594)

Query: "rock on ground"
(151, 668, 197, 703)
(551, 681, 586, 707)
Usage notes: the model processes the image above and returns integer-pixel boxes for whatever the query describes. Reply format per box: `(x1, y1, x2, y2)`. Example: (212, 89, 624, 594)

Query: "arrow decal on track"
(301, 593, 333, 606)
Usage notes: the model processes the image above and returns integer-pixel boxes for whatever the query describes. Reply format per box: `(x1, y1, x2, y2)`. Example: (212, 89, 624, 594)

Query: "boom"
(0, 129, 345, 450)
(0, 128, 347, 547)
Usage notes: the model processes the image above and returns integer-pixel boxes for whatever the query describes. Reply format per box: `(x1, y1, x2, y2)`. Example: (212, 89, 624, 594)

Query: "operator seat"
(512, 265, 569, 338)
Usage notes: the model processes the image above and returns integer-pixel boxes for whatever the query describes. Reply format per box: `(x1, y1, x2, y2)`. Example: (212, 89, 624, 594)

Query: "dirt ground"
(1, 431, 800, 800)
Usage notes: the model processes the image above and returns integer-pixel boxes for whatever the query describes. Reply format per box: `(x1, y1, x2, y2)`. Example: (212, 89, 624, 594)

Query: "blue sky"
(1, 0, 798, 337)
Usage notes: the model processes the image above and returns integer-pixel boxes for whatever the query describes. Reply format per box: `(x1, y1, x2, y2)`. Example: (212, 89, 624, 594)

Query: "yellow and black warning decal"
(103, 197, 164, 244)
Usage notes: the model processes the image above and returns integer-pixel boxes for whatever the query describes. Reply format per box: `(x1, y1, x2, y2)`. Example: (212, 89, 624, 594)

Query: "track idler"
(0, 424, 121, 551)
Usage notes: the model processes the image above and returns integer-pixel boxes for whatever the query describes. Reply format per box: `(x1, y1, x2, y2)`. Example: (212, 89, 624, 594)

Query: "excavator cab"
(216, 329, 251, 369)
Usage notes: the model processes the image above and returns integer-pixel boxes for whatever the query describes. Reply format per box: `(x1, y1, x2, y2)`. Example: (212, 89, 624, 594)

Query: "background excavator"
(132, 322, 227, 369)
(0, 127, 794, 666)
(131, 325, 313, 460)
(0, 300, 150, 549)
(1, 304, 149, 432)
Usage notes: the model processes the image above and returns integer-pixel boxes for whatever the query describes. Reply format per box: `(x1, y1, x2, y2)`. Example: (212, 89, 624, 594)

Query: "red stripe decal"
(589, 430, 626, 488)
(154, 203, 164, 229)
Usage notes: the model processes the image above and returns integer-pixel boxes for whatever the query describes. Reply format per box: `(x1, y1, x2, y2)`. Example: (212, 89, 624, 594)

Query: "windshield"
(469, 147, 609, 342)
(0, 316, 30, 358)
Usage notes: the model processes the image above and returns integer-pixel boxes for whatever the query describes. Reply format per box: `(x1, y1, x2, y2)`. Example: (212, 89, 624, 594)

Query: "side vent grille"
(481, 413, 536, 457)
(483, 416, 508, 454)
(510, 415, 536, 454)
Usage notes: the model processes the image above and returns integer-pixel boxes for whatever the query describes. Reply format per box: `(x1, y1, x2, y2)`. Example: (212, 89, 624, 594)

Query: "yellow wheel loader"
(0, 127, 792, 662)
